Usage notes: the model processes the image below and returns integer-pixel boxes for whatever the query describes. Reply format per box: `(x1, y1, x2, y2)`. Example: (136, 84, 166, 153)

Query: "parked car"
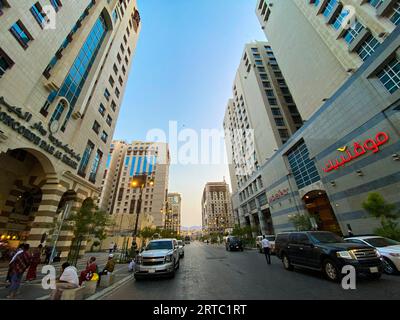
(225, 236, 244, 252)
(134, 239, 180, 280)
(177, 240, 185, 258)
(344, 236, 400, 275)
(275, 231, 383, 282)
(256, 235, 276, 254)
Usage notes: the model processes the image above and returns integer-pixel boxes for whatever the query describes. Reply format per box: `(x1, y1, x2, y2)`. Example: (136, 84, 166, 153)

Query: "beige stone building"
(201, 182, 235, 235)
(0, 0, 141, 258)
(97, 140, 170, 248)
(165, 193, 182, 235)
(256, 0, 400, 120)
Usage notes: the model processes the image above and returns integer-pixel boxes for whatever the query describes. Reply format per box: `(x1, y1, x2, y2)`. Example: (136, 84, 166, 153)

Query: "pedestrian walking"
(261, 235, 271, 265)
(79, 256, 98, 285)
(5, 244, 24, 287)
(7, 244, 31, 299)
(26, 244, 42, 281)
(109, 242, 114, 254)
(50, 262, 79, 300)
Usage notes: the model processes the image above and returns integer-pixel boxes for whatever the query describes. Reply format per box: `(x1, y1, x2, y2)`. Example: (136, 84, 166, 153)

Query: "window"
(50, 0, 62, 12)
(278, 129, 289, 139)
(377, 58, 400, 94)
(0, 0, 11, 15)
(356, 35, 380, 61)
(292, 115, 303, 125)
(30, 2, 47, 28)
(257, 67, 266, 72)
(109, 76, 115, 87)
(284, 96, 294, 104)
(265, 89, 275, 97)
(389, 1, 400, 26)
(251, 48, 258, 53)
(0, 48, 14, 78)
(44, 14, 108, 131)
(113, 63, 118, 75)
(367, 0, 383, 9)
(104, 88, 111, 101)
(98, 103, 105, 116)
(117, 53, 122, 64)
(106, 115, 112, 126)
(115, 87, 120, 98)
(287, 141, 320, 190)
(10, 20, 34, 49)
(271, 108, 281, 116)
(332, 8, 350, 30)
(260, 74, 268, 80)
(255, 60, 263, 66)
(274, 117, 285, 126)
(92, 121, 100, 134)
(78, 140, 95, 177)
(268, 98, 277, 105)
(313, 0, 321, 6)
(263, 81, 271, 88)
(122, 65, 126, 75)
(253, 53, 261, 59)
(343, 20, 364, 44)
(49, 101, 65, 125)
(101, 131, 108, 143)
(111, 100, 117, 111)
(89, 150, 103, 183)
(119, 76, 123, 86)
(322, 0, 338, 17)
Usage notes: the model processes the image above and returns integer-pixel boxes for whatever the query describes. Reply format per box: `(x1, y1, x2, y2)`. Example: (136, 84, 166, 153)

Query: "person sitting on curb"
(50, 262, 79, 300)
(79, 256, 97, 286)
(97, 254, 115, 287)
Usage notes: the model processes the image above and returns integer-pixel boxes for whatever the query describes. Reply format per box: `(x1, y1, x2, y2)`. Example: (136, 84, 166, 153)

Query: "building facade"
(256, 0, 400, 120)
(231, 5, 400, 236)
(201, 182, 235, 235)
(0, 0, 141, 258)
(98, 140, 170, 245)
(165, 193, 182, 235)
(223, 42, 303, 235)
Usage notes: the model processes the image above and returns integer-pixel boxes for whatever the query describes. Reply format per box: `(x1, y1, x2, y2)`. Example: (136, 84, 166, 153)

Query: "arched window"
(49, 101, 65, 124)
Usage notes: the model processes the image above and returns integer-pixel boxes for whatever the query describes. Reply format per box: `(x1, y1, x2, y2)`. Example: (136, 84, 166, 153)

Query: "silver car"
(134, 239, 180, 280)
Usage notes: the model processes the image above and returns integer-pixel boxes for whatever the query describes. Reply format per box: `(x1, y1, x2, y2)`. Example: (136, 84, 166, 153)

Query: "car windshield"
(309, 232, 343, 243)
(145, 241, 173, 250)
(364, 237, 399, 248)
(266, 236, 275, 241)
(177, 241, 183, 245)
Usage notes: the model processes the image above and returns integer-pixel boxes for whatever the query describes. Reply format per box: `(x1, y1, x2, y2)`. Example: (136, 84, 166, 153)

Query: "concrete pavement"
(103, 241, 400, 300)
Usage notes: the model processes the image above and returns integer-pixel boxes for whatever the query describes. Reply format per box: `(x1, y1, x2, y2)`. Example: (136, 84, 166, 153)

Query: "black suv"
(225, 236, 244, 252)
(275, 231, 383, 282)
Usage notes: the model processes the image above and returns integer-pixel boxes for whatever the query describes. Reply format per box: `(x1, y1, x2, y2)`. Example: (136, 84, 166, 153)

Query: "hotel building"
(0, 0, 141, 258)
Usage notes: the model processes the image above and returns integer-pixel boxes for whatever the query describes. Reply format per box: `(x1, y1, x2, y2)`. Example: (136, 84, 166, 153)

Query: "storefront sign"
(322, 131, 389, 173)
(0, 96, 81, 169)
(268, 188, 289, 203)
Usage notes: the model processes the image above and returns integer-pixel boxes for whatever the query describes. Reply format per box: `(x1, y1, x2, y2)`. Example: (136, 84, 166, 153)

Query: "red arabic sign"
(268, 188, 289, 203)
(322, 131, 389, 173)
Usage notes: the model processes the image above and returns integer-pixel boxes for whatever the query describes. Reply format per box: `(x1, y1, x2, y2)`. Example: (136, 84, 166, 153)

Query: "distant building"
(201, 182, 235, 235)
(165, 193, 182, 235)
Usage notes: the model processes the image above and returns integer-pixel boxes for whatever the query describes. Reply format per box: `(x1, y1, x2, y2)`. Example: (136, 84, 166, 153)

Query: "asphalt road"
(104, 241, 400, 300)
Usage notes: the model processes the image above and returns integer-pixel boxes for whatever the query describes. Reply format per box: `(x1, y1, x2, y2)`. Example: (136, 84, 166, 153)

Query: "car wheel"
(382, 257, 398, 275)
(282, 254, 294, 271)
(323, 259, 340, 282)
(169, 270, 175, 279)
(175, 259, 180, 270)
(134, 275, 142, 281)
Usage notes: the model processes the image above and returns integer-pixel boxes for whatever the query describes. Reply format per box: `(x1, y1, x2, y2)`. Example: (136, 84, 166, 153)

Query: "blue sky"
(113, 0, 266, 226)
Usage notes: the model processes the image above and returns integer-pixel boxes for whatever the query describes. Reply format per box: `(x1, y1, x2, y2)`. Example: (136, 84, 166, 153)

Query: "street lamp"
(130, 174, 154, 238)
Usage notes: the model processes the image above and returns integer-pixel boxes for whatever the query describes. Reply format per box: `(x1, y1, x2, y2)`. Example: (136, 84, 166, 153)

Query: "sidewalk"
(0, 251, 132, 300)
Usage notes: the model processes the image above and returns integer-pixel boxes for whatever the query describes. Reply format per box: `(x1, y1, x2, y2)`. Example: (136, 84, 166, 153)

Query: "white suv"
(345, 236, 400, 275)
(134, 239, 180, 280)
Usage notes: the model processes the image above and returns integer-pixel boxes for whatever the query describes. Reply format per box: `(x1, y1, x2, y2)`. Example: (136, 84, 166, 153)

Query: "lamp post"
(130, 174, 154, 239)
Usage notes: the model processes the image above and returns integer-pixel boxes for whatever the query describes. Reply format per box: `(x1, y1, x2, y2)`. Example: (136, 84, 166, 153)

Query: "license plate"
(370, 267, 379, 273)
(148, 269, 156, 273)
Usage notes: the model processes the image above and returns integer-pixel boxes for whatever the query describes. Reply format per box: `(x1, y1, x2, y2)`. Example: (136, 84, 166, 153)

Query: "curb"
(86, 273, 134, 300)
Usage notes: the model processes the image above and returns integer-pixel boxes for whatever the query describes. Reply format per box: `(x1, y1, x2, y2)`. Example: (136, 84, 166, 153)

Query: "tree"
(362, 193, 400, 241)
(288, 214, 312, 231)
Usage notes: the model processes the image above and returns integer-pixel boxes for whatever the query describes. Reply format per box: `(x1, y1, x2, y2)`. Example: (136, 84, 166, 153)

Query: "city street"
(104, 241, 400, 300)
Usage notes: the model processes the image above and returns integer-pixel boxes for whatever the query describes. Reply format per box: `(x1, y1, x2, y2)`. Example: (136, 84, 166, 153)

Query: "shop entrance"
(302, 190, 342, 235)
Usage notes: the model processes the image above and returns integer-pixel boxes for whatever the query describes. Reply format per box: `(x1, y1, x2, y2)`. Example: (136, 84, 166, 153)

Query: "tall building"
(227, 0, 400, 236)
(0, 0, 141, 258)
(165, 193, 182, 235)
(98, 140, 170, 245)
(223, 42, 302, 234)
(256, 0, 400, 120)
(201, 182, 235, 235)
